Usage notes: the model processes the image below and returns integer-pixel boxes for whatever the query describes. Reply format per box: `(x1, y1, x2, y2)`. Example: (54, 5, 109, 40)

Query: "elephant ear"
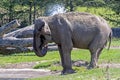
(35, 19, 45, 31)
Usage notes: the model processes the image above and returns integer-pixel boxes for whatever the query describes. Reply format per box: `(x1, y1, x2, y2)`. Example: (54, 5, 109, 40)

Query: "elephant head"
(33, 18, 52, 57)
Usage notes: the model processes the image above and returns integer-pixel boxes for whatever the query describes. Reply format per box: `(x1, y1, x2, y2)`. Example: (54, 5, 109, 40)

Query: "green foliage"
(75, 6, 119, 27)
(106, 0, 120, 15)
(83, 0, 106, 7)
(0, 0, 120, 27)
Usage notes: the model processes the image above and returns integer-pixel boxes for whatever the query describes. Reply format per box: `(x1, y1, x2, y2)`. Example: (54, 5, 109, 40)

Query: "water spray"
(44, 3, 66, 16)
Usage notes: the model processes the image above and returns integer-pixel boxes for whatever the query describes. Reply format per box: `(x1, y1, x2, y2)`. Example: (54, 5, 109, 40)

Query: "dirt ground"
(0, 61, 120, 79)
(1, 61, 120, 69)
(0, 61, 59, 79)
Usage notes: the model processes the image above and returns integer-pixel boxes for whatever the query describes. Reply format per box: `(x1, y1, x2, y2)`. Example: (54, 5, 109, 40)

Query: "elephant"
(33, 12, 112, 74)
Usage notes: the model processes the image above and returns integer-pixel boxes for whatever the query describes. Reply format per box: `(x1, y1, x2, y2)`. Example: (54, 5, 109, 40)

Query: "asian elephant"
(33, 12, 112, 74)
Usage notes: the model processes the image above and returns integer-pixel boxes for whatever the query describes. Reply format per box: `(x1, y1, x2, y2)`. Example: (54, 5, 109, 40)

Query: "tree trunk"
(0, 20, 20, 37)
(9, 0, 14, 22)
(29, 1, 32, 25)
(69, 0, 74, 11)
(4, 25, 34, 38)
(33, 0, 36, 22)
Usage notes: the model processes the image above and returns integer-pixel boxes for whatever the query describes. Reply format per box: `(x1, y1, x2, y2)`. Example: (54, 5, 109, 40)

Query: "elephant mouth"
(39, 44, 48, 56)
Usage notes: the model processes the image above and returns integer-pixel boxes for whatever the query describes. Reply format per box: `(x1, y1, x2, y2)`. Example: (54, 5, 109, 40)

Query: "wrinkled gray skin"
(33, 12, 112, 75)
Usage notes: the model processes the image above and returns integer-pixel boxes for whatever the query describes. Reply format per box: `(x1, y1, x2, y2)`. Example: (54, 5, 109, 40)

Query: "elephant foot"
(61, 69, 75, 75)
(87, 64, 99, 69)
(87, 65, 94, 69)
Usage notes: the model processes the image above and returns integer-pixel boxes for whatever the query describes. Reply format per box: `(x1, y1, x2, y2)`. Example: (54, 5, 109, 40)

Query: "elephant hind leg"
(88, 47, 103, 69)
(88, 34, 105, 69)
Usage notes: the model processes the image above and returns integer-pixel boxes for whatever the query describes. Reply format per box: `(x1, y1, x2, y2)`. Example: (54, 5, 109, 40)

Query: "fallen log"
(0, 43, 58, 55)
(0, 47, 32, 55)
(0, 20, 20, 37)
(0, 37, 33, 47)
(0, 20, 34, 54)
(0, 37, 33, 54)
(0, 20, 57, 54)
(4, 25, 34, 38)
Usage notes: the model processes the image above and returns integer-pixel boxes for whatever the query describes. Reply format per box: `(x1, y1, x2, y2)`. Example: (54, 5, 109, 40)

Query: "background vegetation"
(0, 0, 120, 27)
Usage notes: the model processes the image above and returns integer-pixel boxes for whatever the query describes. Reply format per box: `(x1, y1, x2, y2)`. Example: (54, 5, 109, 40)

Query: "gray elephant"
(33, 12, 112, 74)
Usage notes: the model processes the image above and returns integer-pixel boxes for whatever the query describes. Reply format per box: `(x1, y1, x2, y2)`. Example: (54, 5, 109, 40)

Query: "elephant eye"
(38, 23, 45, 31)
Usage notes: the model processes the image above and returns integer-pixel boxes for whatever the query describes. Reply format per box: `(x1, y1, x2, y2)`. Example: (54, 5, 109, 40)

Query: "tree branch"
(0, 20, 20, 37)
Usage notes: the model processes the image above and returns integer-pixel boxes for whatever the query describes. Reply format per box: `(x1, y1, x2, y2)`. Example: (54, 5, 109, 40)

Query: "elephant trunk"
(33, 31, 48, 57)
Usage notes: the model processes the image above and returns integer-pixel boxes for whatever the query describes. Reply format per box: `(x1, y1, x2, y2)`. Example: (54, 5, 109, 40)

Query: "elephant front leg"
(58, 45, 75, 75)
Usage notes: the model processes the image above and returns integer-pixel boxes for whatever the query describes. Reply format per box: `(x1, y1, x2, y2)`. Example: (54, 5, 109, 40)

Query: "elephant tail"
(108, 31, 112, 50)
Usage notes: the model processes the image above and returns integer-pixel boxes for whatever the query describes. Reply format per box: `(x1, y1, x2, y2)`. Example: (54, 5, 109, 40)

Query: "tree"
(103, 0, 120, 27)
(107, 0, 120, 15)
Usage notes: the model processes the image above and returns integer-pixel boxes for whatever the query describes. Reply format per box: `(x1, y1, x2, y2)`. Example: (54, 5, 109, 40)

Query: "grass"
(0, 49, 120, 80)
(0, 49, 120, 65)
(111, 38, 120, 47)
(28, 68, 120, 80)
(0, 51, 60, 66)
